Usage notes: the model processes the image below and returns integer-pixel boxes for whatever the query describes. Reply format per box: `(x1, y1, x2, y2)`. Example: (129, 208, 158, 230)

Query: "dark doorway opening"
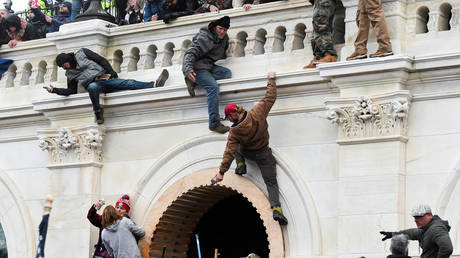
(187, 194, 269, 258)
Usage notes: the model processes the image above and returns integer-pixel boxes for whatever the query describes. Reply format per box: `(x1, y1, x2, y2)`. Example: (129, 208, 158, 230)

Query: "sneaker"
(95, 108, 104, 125)
(346, 52, 367, 61)
(272, 207, 288, 225)
(209, 122, 230, 134)
(155, 69, 169, 87)
(185, 77, 196, 97)
(235, 163, 247, 176)
(369, 50, 394, 58)
(315, 52, 337, 63)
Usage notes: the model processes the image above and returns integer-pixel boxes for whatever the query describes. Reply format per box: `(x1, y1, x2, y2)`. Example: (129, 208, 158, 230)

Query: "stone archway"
(139, 169, 284, 258)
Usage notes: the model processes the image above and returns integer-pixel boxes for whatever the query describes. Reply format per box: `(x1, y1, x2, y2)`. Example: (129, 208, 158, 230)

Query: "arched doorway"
(149, 185, 269, 257)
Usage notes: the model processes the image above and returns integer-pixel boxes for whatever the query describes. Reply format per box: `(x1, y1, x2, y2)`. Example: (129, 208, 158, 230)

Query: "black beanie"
(213, 16, 230, 29)
(55, 53, 76, 67)
(4, 14, 21, 32)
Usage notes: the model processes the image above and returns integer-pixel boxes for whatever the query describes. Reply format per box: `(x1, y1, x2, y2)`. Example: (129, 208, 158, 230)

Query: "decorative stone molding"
(327, 96, 410, 143)
(38, 126, 105, 167)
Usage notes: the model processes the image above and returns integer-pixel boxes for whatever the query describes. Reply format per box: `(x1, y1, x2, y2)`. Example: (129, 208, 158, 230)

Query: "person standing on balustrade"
(182, 16, 232, 134)
(346, 0, 393, 60)
(303, 0, 338, 68)
(45, 48, 169, 124)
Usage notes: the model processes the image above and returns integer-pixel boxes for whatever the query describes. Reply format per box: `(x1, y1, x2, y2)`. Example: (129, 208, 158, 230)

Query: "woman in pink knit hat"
(87, 194, 132, 258)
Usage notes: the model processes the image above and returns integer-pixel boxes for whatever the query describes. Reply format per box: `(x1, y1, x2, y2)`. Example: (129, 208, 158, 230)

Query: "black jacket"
(162, 0, 197, 23)
(394, 215, 453, 258)
(243, 0, 281, 4)
(52, 48, 118, 96)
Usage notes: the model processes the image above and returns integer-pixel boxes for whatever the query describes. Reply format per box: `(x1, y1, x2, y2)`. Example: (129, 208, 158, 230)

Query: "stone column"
(450, 8, 460, 31)
(245, 36, 256, 56)
(427, 11, 440, 32)
(37, 125, 105, 258)
(322, 56, 412, 258)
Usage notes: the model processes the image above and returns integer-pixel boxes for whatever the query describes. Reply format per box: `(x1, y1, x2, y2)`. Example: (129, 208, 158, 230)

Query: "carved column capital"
(327, 96, 410, 144)
(38, 126, 105, 167)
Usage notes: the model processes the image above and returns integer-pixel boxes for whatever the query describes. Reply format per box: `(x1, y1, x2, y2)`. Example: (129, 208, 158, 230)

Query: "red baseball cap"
(224, 103, 237, 118)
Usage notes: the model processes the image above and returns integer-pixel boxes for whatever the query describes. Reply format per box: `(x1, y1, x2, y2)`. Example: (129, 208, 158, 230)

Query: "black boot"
(95, 108, 104, 124)
(155, 69, 169, 87)
(272, 207, 288, 225)
(235, 163, 247, 175)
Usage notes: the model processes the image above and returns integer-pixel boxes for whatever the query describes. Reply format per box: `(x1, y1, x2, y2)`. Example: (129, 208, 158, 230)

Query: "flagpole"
(36, 195, 53, 258)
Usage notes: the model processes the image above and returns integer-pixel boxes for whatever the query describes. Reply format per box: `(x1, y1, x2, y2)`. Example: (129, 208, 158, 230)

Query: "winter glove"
(380, 231, 392, 241)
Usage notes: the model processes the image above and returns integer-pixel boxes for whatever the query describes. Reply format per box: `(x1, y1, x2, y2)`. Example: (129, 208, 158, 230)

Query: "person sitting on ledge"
(45, 48, 169, 124)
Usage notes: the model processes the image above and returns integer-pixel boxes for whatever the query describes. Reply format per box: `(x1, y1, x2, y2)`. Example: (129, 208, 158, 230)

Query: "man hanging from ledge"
(213, 72, 288, 226)
(182, 16, 232, 134)
(45, 48, 169, 124)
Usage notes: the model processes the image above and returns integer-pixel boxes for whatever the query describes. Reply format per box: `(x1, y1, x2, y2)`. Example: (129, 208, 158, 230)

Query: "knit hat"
(115, 194, 131, 213)
(55, 53, 75, 67)
(224, 103, 237, 118)
(3, 14, 21, 33)
(410, 204, 432, 217)
(60, 2, 72, 12)
(214, 16, 230, 29)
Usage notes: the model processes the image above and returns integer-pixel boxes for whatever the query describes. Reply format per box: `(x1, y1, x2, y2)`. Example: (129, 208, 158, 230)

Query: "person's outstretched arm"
(251, 72, 277, 118)
(49, 78, 78, 96)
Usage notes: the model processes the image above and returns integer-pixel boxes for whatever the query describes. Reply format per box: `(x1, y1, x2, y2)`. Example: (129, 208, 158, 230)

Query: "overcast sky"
(11, 0, 28, 12)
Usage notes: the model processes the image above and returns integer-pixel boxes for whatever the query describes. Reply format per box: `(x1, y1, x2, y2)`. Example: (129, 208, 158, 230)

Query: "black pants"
(235, 145, 281, 207)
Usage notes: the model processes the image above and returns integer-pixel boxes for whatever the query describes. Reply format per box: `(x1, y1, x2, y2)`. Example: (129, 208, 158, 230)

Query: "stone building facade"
(0, 0, 459, 257)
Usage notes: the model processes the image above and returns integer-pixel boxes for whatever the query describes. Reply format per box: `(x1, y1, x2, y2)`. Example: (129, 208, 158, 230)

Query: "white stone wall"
(0, 0, 459, 257)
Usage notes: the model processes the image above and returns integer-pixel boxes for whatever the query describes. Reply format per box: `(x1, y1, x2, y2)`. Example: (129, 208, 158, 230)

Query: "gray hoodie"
(182, 24, 229, 76)
(102, 217, 145, 258)
(395, 215, 453, 258)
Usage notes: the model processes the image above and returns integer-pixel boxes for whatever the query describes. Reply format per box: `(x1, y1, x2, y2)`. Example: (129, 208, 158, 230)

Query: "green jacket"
(394, 215, 453, 258)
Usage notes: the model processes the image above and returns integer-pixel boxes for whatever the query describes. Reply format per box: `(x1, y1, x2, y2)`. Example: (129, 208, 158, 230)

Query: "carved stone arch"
(36, 60, 47, 84)
(234, 31, 248, 57)
(436, 159, 460, 250)
(254, 28, 267, 55)
(273, 26, 287, 53)
(21, 62, 32, 86)
(132, 134, 322, 258)
(0, 168, 35, 258)
(162, 42, 175, 67)
(128, 47, 140, 72)
(292, 23, 307, 50)
(4, 64, 16, 88)
(145, 45, 158, 69)
(112, 50, 123, 73)
(438, 2, 453, 31)
(416, 6, 430, 33)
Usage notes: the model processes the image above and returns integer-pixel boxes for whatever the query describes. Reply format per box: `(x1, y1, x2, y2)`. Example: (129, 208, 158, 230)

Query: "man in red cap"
(213, 72, 288, 225)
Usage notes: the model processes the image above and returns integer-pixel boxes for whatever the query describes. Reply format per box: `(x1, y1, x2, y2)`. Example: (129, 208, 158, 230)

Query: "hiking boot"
(369, 50, 394, 58)
(209, 122, 230, 134)
(315, 52, 337, 63)
(95, 108, 104, 125)
(185, 77, 196, 97)
(346, 52, 367, 61)
(155, 69, 169, 87)
(303, 57, 317, 69)
(272, 207, 288, 225)
(235, 162, 247, 176)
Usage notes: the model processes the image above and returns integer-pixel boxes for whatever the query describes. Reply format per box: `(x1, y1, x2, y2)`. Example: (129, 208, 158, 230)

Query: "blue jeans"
(195, 65, 232, 128)
(71, 0, 81, 20)
(87, 79, 153, 111)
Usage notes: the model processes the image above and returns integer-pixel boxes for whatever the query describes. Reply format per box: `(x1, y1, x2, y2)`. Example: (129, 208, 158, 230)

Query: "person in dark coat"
(182, 16, 232, 133)
(48, 2, 72, 32)
(125, 0, 144, 24)
(162, 0, 197, 24)
(213, 72, 288, 226)
(28, 8, 48, 38)
(0, 10, 11, 46)
(380, 204, 453, 258)
(242, 0, 283, 11)
(144, 0, 164, 22)
(387, 234, 411, 258)
(45, 48, 169, 124)
(4, 14, 39, 47)
(196, 0, 232, 13)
